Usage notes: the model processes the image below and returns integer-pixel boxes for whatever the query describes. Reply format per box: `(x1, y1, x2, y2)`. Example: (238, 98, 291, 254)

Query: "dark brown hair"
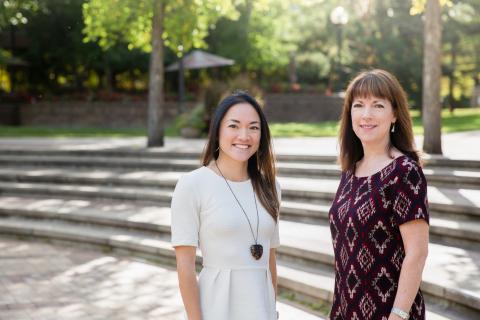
(339, 69, 420, 172)
(202, 91, 279, 221)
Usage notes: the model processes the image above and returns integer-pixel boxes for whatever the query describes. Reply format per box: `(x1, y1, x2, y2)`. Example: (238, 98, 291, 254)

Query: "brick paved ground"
(0, 238, 322, 320)
(0, 130, 479, 159)
(0, 238, 183, 320)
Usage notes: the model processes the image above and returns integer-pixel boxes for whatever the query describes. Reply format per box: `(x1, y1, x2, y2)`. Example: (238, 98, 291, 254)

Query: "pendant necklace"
(215, 161, 263, 260)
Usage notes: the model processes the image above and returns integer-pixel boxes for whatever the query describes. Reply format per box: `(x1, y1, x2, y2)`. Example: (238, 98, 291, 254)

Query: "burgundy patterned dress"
(328, 155, 429, 320)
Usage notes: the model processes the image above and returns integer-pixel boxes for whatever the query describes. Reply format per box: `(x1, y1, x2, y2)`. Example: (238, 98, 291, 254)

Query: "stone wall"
(1, 93, 343, 127)
(18, 100, 194, 128)
(263, 93, 343, 123)
(0, 105, 20, 125)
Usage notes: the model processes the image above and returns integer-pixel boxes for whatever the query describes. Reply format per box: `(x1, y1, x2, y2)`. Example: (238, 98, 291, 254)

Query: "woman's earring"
(215, 146, 220, 152)
(391, 122, 396, 133)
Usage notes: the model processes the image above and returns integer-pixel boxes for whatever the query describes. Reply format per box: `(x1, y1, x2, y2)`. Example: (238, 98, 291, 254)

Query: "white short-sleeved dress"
(171, 166, 280, 320)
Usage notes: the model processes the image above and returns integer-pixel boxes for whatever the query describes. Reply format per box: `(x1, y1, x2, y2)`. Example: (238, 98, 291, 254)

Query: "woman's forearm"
(269, 249, 278, 298)
(177, 266, 202, 320)
(390, 253, 427, 318)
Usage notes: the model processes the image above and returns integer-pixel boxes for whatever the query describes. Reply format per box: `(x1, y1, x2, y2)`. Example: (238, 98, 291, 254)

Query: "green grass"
(278, 290, 330, 316)
(410, 108, 480, 135)
(1, 108, 479, 138)
(269, 121, 340, 137)
(0, 125, 179, 138)
(270, 107, 480, 137)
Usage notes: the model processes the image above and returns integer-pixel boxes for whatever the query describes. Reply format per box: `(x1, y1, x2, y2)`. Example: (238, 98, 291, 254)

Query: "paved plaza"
(0, 132, 479, 320)
(0, 130, 479, 159)
(0, 238, 322, 320)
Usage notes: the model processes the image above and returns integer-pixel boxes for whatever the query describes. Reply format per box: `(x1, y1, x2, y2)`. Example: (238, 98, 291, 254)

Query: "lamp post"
(177, 45, 186, 114)
(329, 6, 348, 91)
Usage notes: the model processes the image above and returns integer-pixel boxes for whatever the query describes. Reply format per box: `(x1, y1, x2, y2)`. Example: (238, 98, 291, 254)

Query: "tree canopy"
(0, 0, 478, 110)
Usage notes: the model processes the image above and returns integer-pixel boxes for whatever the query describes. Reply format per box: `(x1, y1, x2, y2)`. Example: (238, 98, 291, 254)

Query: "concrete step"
(278, 220, 480, 313)
(278, 176, 480, 220)
(0, 215, 477, 319)
(1, 186, 478, 250)
(1, 170, 479, 221)
(281, 201, 480, 246)
(0, 196, 170, 234)
(2, 148, 480, 170)
(0, 179, 478, 248)
(0, 195, 479, 313)
(0, 167, 181, 189)
(0, 154, 198, 171)
(277, 261, 479, 320)
(1, 153, 479, 189)
(0, 181, 173, 202)
(0, 148, 201, 160)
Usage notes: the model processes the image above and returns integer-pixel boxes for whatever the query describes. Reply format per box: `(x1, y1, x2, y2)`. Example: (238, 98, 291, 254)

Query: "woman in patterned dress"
(328, 69, 429, 320)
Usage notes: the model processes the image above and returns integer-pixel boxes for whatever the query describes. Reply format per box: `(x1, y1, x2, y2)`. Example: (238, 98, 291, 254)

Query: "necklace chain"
(214, 161, 259, 244)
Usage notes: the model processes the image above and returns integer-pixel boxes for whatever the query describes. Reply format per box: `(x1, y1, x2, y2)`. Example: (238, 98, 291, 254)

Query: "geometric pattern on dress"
(329, 155, 429, 319)
(360, 292, 377, 319)
(391, 247, 404, 272)
(338, 198, 351, 223)
(369, 221, 392, 254)
(341, 291, 347, 316)
(357, 197, 376, 225)
(338, 172, 353, 203)
(330, 214, 339, 248)
(357, 244, 374, 273)
(378, 176, 398, 209)
(354, 177, 371, 205)
(412, 293, 424, 317)
(335, 271, 342, 294)
(389, 215, 397, 229)
(380, 159, 397, 181)
(331, 308, 342, 320)
(341, 244, 349, 270)
(372, 267, 396, 302)
(346, 217, 358, 252)
(393, 191, 412, 220)
(402, 158, 423, 195)
(415, 207, 426, 220)
(346, 264, 361, 299)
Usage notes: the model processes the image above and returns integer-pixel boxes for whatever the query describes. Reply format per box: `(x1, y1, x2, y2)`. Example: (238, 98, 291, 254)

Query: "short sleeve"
(392, 160, 430, 226)
(270, 180, 281, 248)
(170, 174, 200, 247)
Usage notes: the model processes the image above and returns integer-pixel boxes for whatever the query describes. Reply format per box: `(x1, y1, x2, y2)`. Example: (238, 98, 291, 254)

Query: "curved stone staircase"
(0, 149, 479, 319)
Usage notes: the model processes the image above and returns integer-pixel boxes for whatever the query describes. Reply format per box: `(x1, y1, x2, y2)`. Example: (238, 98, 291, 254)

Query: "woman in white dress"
(171, 91, 281, 320)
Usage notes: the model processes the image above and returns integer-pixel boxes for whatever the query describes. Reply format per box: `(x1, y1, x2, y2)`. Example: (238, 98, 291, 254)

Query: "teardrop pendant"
(250, 244, 263, 260)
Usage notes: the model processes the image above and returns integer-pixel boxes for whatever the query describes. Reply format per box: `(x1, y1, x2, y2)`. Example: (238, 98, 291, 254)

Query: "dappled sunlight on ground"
(0, 238, 184, 320)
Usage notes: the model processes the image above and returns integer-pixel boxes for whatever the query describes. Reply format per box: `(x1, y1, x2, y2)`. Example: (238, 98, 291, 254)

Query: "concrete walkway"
(0, 238, 323, 320)
(0, 130, 479, 159)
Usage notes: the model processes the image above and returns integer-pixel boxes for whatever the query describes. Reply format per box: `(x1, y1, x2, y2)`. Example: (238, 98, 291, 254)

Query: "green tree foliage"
(6, 0, 149, 93)
(442, 0, 480, 107)
(82, 0, 237, 147)
(0, 0, 41, 30)
(82, 0, 237, 56)
(207, 0, 293, 78)
(347, 1, 424, 105)
(1, 0, 42, 68)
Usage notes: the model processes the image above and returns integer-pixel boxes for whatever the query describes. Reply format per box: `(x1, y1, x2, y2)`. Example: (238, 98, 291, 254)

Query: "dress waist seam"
(202, 264, 269, 270)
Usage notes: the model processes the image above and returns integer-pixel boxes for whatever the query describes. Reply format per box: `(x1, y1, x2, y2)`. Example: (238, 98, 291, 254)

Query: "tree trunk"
(422, 0, 442, 154)
(147, 0, 165, 147)
(447, 36, 457, 113)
